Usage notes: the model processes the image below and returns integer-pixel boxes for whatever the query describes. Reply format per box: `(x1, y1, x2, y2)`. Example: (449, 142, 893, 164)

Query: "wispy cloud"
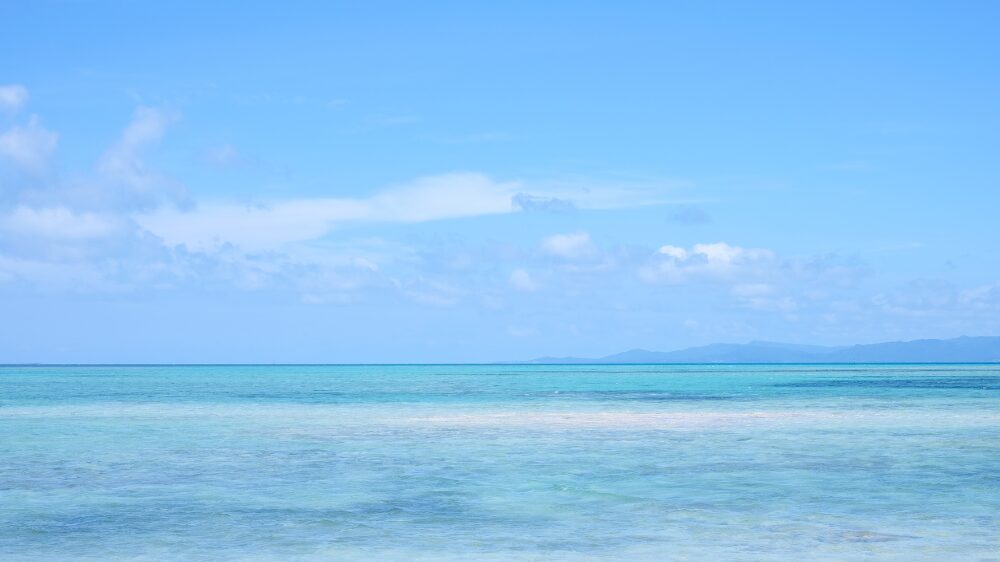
(508, 268, 539, 292)
(1, 207, 120, 241)
(137, 173, 519, 250)
(1, 99, 915, 339)
(0, 99, 699, 307)
(0, 84, 28, 112)
(540, 232, 596, 261)
(639, 242, 775, 284)
(0, 116, 58, 173)
(511, 193, 575, 213)
(137, 174, 687, 251)
(97, 107, 188, 208)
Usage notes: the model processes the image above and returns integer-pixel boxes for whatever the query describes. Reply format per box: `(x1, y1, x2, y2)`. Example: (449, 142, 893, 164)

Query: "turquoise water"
(2, 364, 999, 561)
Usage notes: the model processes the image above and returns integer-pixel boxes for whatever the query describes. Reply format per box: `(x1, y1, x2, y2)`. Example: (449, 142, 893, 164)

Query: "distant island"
(520, 336, 1000, 364)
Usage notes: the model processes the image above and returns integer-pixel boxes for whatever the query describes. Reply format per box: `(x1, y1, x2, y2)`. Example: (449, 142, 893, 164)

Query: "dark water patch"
(833, 530, 918, 543)
(525, 390, 733, 401)
(775, 376, 1000, 390)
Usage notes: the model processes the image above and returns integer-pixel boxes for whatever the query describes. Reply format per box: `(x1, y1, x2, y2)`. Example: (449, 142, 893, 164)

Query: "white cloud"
(0, 105, 191, 211)
(367, 173, 517, 222)
(132, 170, 692, 252)
(0, 116, 58, 172)
(0, 85, 28, 112)
(1, 206, 120, 241)
(97, 107, 185, 206)
(295, 257, 389, 304)
(1, 96, 714, 308)
(137, 173, 521, 251)
(541, 232, 596, 260)
(509, 268, 539, 291)
(657, 245, 688, 260)
(0, 96, 711, 315)
(692, 242, 772, 266)
(640, 242, 774, 284)
(960, 283, 1000, 310)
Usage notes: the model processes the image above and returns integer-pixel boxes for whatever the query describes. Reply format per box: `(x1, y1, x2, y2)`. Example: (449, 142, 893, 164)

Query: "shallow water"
(2, 364, 999, 560)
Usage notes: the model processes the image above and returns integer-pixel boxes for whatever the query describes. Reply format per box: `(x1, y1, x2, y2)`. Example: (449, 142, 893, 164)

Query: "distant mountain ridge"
(522, 336, 1000, 364)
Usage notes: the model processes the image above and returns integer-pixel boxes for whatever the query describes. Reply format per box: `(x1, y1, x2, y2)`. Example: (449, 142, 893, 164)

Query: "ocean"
(2, 364, 999, 560)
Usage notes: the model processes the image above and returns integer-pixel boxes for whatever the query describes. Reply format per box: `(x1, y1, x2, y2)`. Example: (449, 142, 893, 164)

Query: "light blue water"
(2, 364, 999, 561)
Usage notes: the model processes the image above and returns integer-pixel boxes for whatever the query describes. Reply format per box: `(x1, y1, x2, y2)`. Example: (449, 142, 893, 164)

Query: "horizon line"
(3, 361, 1000, 367)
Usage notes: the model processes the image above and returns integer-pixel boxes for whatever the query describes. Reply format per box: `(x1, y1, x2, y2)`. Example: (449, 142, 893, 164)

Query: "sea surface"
(2, 364, 999, 561)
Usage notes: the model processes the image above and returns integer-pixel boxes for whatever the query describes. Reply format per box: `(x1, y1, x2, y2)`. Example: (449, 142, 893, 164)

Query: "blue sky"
(2, 1, 999, 362)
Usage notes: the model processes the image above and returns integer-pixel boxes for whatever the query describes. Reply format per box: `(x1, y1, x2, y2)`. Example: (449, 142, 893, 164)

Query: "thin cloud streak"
(137, 174, 690, 251)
